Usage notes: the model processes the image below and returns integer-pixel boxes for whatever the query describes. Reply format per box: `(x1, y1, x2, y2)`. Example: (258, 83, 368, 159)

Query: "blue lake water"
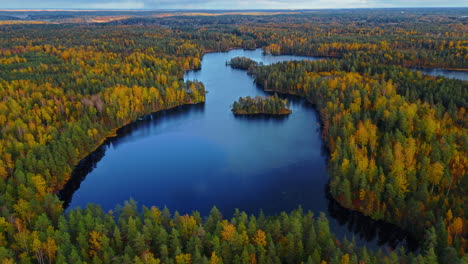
(413, 67, 468, 81)
(60, 49, 418, 250)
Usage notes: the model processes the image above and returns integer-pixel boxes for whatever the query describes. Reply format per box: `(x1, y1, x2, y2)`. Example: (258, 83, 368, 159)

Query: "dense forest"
(232, 95, 291, 115)
(0, 9, 466, 263)
(248, 59, 467, 261)
(5, 200, 430, 264)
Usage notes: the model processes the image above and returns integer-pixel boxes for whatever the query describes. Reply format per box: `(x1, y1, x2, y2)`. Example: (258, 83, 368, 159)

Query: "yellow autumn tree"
(252, 229, 267, 247)
(449, 217, 463, 237)
(179, 215, 197, 240)
(340, 254, 350, 264)
(175, 253, 191, 264)
(391, 142, 409, 194)
(221, 220, 236, 242)
(31, 174, 47, 198)
(427, 162, 444, 194)
(88, 230, 103, 258)
(44, 237, 57, 264)
(210, 252, 222, 264)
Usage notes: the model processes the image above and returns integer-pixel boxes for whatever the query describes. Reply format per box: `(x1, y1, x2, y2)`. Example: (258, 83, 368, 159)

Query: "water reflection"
(326, 188, 419, 252)
(233, 114, 290, 121)
(58, 103, 205, 208)
(58, 145, 107, 208)
(412, 67, 468, 81)
(111, 103, 206, 148)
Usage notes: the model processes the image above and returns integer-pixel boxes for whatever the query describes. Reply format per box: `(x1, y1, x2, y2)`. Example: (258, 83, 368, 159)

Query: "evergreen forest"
(231, 95, 291, 115)
(0, 9, 466, 264)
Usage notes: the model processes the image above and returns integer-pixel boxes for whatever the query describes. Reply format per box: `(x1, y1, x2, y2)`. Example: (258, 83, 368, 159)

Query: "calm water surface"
(60, 49, 418, 250)
(413, 67, 468, 81)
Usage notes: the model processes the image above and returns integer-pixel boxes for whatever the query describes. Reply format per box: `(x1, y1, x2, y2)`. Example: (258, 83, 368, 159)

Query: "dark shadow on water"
(58, 144, 107, 208)
(58, 103, 205, 209)
(326, 185, 420, 252)
(411, 67, 468, 81)
(112, 103, 205, 148)
(233, 113, 290, 121)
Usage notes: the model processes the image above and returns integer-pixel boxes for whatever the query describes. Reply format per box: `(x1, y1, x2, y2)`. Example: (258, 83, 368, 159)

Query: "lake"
(59, 49, 418, 250)
(413, 67, 468, 81)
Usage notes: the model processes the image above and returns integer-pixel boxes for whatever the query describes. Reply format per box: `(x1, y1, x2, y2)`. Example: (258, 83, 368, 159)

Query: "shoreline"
(61, 48, 426, 249)
(232, 111, 291, 115)
(58, 100, 204, 193)
(411, 66, 468, 71)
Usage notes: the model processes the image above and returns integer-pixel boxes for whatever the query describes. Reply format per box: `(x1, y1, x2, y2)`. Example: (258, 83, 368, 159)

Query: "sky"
(0, 0, 467, 10)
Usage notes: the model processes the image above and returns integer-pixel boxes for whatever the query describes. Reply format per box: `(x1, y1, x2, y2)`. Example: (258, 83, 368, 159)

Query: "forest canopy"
(0, 9, 466, 264)
(227, 57, 260, 70)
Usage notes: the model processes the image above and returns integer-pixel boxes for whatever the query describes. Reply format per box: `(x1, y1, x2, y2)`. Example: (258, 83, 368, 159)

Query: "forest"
(248, 57, 467, 258)
(0, 9, 466, 264)
(231, 95, 291, 115)
(227, 57, 259, 71)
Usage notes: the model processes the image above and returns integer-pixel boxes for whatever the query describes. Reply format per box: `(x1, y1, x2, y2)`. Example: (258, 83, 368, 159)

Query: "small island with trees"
(232, 94, 292, 115)
(227, 56, 260, 70)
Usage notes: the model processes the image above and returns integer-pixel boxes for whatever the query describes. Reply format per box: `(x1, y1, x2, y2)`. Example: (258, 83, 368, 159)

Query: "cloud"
(0, 0, 466, 10)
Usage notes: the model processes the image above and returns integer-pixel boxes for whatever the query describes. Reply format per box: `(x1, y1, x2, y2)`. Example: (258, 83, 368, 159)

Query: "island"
(232, 94, 292, 115)
(227, 56, 260, 70)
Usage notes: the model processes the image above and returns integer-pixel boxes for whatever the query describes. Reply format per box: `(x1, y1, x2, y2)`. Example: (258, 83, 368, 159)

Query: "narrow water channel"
(413, 67, 468, 81)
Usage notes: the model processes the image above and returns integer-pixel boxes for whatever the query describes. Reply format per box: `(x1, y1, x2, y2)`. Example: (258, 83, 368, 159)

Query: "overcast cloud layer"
(0, 0, 467, 10)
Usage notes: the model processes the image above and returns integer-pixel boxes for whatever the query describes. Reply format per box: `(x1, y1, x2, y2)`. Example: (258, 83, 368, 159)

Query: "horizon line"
(1, 7, 468, 12)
